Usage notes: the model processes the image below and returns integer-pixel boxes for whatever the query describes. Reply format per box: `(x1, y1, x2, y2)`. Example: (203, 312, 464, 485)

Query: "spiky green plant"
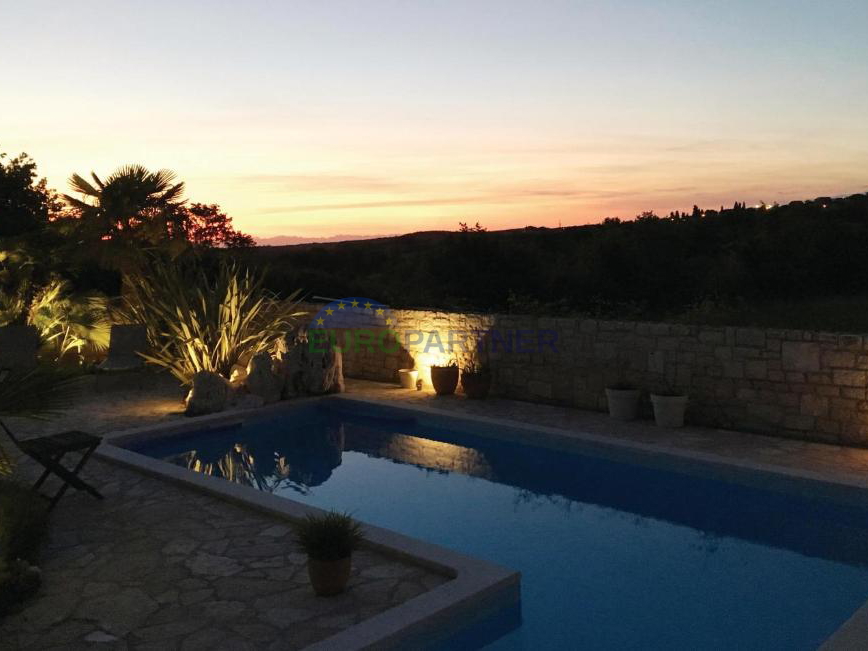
(123, 258, 305, 385)
(294, 511, 365, 562)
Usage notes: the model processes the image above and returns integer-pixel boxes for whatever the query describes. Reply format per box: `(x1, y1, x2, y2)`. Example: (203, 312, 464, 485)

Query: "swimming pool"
(126, 398, 868, 649)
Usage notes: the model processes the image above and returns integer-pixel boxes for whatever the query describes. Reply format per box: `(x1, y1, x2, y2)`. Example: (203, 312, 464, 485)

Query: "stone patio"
(6, 373, 868, 649)
(0, 379, 446, 650)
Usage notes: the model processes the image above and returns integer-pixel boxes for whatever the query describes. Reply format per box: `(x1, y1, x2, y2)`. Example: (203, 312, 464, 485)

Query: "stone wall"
(298, 303, 868, 447)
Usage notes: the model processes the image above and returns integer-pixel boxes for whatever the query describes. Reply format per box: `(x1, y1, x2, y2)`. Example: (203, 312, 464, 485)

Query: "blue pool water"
(130, 401, 868, 649)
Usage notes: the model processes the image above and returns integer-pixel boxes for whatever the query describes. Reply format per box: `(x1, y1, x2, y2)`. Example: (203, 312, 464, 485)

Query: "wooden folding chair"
(0, 420, 103, 510)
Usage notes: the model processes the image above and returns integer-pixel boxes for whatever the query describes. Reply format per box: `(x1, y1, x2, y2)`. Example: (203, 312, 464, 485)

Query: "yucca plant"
(123, 258, 305, 385)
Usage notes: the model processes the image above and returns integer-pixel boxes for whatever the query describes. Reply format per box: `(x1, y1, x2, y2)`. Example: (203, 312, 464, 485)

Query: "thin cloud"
(258, 187, 624, 214)
(239, 173, 411, 192)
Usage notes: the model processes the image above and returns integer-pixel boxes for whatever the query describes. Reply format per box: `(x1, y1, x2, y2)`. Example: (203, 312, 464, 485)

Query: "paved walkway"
(1, 381, 445, 650)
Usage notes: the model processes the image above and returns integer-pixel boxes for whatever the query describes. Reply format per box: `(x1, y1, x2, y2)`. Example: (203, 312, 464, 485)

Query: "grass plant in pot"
(650, 383, 688, 428)
(461, 362, 492, 399)
(294, 511, 365, 596)
(430, 360, 459, 396)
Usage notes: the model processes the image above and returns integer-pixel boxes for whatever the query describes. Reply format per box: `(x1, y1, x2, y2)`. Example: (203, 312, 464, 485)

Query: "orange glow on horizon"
(4, 3, 867, 240)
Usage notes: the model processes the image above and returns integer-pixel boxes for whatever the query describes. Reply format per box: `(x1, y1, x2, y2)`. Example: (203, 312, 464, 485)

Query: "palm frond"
(26, 279, 111, 363)
(67, 173, 100, 198)
(61, 194, 94, 211)
(159, 182, 185, 204)
(149, 168, 178, 189)
(0, 366, 82, 419)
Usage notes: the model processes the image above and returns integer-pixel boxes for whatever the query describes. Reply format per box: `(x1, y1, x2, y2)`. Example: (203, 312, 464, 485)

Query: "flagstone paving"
(0, 380, 446, 650)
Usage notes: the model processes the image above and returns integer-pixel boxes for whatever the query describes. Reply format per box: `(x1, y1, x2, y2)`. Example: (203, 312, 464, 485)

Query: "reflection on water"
(171, 423, 346, 495)
(155, 413, 868, 567)
(347, 428, 494, 478)
(170, 420, 495, 494)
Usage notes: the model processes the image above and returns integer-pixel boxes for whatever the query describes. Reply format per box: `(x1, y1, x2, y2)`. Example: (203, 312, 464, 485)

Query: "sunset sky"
(3, 0, 867, 239)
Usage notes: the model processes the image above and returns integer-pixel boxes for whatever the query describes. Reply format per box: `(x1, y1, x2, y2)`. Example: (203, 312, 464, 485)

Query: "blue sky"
(2, 0, 867, 236)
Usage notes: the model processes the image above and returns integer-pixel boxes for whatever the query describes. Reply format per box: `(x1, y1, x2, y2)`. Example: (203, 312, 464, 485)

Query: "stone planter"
(650, 394, 688, 428)
(605, 387, 641, 421)
(307, 556, 352, 596)
(430, 365, 459, 396)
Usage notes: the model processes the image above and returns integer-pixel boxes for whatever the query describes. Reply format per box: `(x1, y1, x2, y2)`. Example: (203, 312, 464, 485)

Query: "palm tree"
(63, 165, 187, 270)
(27, 279, 111, 363)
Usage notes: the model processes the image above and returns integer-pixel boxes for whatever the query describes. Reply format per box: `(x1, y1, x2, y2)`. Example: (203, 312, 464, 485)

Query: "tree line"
(251, 194, 868, 321)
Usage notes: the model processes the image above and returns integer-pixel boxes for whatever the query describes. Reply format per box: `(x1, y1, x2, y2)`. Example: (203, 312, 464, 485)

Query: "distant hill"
(234, 193, 868, 329)
(255, 233, 395, 246)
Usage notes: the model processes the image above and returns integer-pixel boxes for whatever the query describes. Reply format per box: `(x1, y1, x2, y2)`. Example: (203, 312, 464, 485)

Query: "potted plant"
(430, 361, 459, 396)
(397, 368, 418, 389)
(461, 362, 491, 399)
(294, 511, 365, 596)
(650, 384, 688, 428)
(605, 382, 641, 421)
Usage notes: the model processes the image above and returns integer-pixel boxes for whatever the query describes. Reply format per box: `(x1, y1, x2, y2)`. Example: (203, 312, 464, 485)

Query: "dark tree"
(458, 221, 487, 233)
(0, 151, 56, 238)
(180, 203, 255, 248)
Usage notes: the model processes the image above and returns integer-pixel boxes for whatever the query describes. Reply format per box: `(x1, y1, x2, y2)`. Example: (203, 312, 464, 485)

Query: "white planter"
(650, 394, 688, 428)
(605, 387, 641, 421)
(398, 369, 418, 389)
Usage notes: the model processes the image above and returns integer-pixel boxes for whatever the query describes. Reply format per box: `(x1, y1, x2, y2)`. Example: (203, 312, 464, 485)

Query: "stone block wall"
(298, 303, 868, 446)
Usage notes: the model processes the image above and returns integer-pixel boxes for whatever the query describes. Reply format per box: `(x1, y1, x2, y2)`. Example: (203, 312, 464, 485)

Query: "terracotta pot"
(307, 556, 352, 596)
(430, 366, 459, 395)
(605, 387, 641, 421)
(650, 394, 688, 428)
(461, 372, 491, 399)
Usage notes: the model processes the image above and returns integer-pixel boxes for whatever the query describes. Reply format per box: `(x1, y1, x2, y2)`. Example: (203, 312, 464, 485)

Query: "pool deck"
(5, 375, 868, 648)
(1, 381, 449, 651)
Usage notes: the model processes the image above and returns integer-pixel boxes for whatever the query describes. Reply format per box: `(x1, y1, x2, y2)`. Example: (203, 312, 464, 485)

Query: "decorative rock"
(185, 371, 230, 416)
(278, 331, 344, 398)
(245, 352, 282, 404)
(229, 365, 248, 389)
